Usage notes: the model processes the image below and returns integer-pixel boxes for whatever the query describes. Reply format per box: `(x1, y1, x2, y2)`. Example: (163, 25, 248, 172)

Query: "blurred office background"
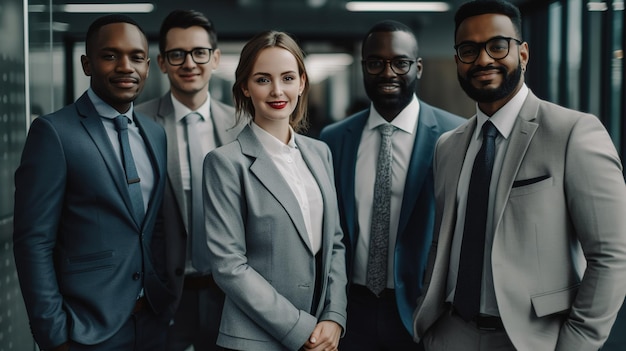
(1, 0, 624, 349)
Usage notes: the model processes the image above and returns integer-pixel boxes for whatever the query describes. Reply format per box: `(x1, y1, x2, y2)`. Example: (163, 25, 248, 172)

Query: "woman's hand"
(303, 320, 342, 351)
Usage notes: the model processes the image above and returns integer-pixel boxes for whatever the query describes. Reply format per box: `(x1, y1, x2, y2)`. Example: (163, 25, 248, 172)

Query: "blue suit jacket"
(13, 92, 174, 349)
(319, 101, 464, 333)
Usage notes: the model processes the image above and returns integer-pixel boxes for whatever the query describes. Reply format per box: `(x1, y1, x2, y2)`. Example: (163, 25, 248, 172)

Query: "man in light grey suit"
(136, 9, 242, 351)
(412, 1, 626, 350)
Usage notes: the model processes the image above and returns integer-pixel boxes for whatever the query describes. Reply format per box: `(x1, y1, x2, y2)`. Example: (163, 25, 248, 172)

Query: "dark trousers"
(166, 275, 225, 351)
(69, 298, 169, 351)
(340, 284, 421, 351)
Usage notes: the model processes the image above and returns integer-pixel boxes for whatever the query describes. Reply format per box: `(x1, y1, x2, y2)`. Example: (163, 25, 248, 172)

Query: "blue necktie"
(366, 123, 396, 296)
(454, 121, 498, 321)
(114, 115, 145, 226)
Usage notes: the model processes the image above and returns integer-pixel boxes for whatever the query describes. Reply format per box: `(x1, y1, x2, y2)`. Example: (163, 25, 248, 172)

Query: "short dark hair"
(454, 0, 522, 39)
(159, 9, 218, 53)
(85, 14, 145, 55)
(361, 20, 418, 57)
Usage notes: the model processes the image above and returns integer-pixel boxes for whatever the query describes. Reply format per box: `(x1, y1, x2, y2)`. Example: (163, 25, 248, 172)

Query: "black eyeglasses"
(454, 36, 522, 64)
(164, 47, 214, 66)
(362, 58, 418, 75)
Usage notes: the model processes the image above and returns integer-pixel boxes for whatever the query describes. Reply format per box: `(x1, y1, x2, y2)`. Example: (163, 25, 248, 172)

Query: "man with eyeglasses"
(319, 20, 463, 351)
(136, 9, 243, 351)
(412, 1, 626, 350)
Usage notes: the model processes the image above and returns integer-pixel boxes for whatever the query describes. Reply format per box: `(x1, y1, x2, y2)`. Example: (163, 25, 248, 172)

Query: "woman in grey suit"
(203, 31, 348, 351)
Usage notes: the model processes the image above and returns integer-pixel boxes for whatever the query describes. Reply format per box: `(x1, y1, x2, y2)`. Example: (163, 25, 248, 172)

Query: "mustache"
(466, 65, 507, 77)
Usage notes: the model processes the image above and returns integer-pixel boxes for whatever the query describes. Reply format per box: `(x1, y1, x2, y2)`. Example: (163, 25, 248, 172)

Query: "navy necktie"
(184, 113, 211, 272)
(454, 120, 498, 321)
(114, 115, 145, 226)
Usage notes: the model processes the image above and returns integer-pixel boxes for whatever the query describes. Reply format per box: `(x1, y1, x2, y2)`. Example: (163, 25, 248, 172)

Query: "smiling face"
(158, 26, 220, 108)
(81, 22, 149, 113)
(361, 30, 422, 121)
(455, 13, 529, 115)
(242, 47, 305, 130)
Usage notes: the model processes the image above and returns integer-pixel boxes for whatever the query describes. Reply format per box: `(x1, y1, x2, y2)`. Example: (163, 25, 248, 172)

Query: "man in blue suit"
(319, 20, 464, 350)
(13, 15, 173, 351)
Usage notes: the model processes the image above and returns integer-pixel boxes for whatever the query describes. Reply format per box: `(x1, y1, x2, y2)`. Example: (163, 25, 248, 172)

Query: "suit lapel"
(493, 93, 539, 229)
(339, 111, 368, 243)
(211, 99, 239, 146)
(397, 103, 440, 234)
(77, 94, 135, 223)
(240, 127, 313, 252)
(134, 112, 165, 229)
(157, 97, 189, 232)
(297, 136, 334, 249)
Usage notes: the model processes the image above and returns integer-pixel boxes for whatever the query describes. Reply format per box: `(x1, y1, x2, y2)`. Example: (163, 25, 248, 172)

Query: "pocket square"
(512, 175, 551, 187)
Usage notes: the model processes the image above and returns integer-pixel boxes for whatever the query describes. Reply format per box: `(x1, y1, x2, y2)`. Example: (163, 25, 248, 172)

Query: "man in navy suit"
(13, 15, 173, 351)
(319, 20, 464, 350)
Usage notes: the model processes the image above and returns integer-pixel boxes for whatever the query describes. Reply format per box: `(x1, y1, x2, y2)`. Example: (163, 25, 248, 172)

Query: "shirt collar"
(171, 92, 211, 124)
(250, 121, 297, 156)
(87, 88, 135, 121)
(366, 94, 420, 134)
(475, 84, 529, 140)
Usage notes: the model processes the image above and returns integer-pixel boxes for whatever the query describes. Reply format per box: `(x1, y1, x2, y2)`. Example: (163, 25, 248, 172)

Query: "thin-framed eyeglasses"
(454, 36, 523, 64)
(362, 58, 418, 75)
(164, 47, 214, 66)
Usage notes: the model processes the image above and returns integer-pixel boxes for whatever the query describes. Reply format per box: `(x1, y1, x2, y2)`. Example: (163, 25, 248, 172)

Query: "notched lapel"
(158, 97, 189, 232)
(240, 127, 313, 252)
(77, 95, 133, 218)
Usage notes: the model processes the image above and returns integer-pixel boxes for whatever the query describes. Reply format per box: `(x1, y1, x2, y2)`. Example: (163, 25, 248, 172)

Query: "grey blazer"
(413, 91, 626, 351)
(136, 93, 242, 313)
(203, 126, 348, 351)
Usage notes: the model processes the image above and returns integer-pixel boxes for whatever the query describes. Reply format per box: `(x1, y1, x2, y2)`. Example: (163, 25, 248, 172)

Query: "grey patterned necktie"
(184, 112, 211, 272)
(366, 123, 396, 296)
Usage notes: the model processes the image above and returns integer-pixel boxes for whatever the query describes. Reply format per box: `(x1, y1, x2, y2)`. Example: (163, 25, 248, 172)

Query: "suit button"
(132, 272, 141, 280)
(175, 268, 184, 276)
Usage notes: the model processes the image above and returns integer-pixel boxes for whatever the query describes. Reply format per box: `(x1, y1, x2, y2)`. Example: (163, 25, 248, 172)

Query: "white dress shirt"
(171, 92, 217, 191)
(446, 84, 529, 316)
(250, 122, 323, 254)
(353, 95, 420, 289)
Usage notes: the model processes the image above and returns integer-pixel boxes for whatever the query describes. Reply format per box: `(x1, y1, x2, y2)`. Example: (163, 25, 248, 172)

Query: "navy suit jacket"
(319, 100, 464, 333)
(13, 92, 174, 349)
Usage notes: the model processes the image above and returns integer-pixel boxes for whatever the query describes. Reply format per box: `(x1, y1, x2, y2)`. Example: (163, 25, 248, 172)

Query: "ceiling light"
(61, 3, 155, 13)
(346, 1, 450, 12)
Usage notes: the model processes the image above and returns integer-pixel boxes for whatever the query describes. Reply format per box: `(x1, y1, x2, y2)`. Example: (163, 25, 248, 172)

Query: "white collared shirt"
(250, 122, 323, 254)
(447, 84, 530, 316)
(353, 95, 420, 289)
(171, 92, 216, 191)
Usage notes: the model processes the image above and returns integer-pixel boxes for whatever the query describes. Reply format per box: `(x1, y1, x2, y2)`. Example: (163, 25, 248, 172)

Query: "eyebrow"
(252, 70, 297, 77)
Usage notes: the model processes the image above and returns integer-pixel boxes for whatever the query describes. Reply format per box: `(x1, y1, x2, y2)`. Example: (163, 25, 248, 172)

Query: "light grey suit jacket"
(135, 93, 243, 313)
(204, 126, 348, 351)
(413, 91, 626, 351)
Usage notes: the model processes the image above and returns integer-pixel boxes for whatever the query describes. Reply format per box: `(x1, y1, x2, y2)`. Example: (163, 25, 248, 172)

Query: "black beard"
(364, 77, 418, 114)
(458, 63, 522, 103)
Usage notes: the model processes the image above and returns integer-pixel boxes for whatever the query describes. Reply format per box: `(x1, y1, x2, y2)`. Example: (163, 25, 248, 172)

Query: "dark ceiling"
(37, 0, 530, 49)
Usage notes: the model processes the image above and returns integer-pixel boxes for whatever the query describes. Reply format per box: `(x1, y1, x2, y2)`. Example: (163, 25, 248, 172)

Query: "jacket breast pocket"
(510, 175, 553, 197)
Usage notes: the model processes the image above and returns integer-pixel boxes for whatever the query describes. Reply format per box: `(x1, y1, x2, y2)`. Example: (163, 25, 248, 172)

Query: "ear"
(519, 41, 529, 71)
(299, 73, 306, 95)
(242, 84, 250, 97)
(157, 54, 167, 73)
(415, 57, 423, 80)
(81, 55, 91, 76)
(211, 48, 221, 70)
